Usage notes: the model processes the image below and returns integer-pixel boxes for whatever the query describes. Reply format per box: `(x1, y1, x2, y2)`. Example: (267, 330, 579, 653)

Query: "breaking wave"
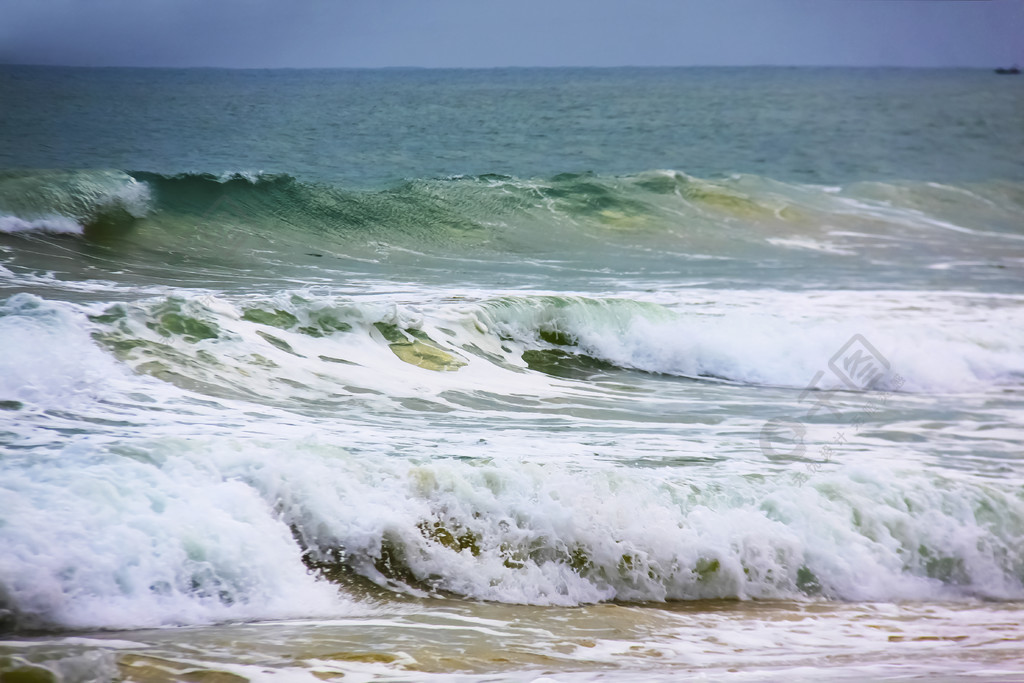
(0, 170, 151, 236)
(3, 291, 1022, 629)
(2, 169, 1021, 257)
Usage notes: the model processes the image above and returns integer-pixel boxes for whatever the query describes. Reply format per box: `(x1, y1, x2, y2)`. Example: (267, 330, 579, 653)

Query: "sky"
(1, 0, 1021, 69)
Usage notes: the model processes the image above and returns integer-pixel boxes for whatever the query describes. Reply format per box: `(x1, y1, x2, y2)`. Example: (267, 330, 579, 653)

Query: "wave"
(0, 215, 85, 235)
(2, 428, 1022, 630)
(2, 292, 1024, 630)
(270, 450, 1024, 606)
(71, 290, 1024, 414)
(0, 170, 151, 236)
(128, 170, 1024, 247)
(0, 447, 355, 632)
(2, 169, 1022, 259)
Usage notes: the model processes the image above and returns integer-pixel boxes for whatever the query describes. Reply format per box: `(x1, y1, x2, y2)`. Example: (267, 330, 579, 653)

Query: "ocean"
(1, 65, 1023, 682)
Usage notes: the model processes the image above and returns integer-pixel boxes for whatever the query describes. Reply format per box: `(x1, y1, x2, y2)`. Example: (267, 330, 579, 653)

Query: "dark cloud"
(1, 0, 1020, 68)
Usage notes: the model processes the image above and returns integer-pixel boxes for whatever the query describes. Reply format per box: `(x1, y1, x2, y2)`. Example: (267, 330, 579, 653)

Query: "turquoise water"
(4, 67, 1023, 186)
(1, 66, 1023, 682)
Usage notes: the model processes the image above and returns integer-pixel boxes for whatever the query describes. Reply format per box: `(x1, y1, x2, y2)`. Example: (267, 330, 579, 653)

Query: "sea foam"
(0, 215, 85, 235)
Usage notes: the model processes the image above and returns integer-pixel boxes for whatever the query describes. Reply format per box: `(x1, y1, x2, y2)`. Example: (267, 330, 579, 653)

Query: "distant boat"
(994, 65, 1020, 75)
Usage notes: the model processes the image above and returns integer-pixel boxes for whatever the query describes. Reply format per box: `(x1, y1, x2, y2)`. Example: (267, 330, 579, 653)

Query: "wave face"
(1, 169, 1022, 296)
(116, 170, 1024, 251)
(81, 290, 1024, 399)
(0, 170, 151, 236)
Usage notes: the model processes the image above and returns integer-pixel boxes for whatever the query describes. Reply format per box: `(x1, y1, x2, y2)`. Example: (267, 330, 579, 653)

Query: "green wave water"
(3, 168, 1023, 294)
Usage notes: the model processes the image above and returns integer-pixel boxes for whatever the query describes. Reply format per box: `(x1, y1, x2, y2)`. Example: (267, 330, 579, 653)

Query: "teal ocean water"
(1, 66, 1023, 681)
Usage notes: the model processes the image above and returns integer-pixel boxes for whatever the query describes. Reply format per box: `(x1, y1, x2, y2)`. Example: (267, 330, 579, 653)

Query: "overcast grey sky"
(1, 0, 1021, 69)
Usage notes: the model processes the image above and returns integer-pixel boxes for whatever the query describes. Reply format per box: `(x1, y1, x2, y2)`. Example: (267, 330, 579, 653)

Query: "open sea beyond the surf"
(1, 66, 1023, 682)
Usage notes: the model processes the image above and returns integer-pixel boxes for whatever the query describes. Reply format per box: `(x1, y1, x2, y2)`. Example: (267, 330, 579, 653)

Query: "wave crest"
(0, 170, 151, 236)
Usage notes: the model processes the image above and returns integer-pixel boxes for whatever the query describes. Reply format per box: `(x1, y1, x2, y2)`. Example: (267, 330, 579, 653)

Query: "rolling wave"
(71, 290, 1024, 412)
(2, 167, 1023, 630)
(0, 170, 151, 236)
(2, 168, 1021, 255)
(1, 283, 1023, 629)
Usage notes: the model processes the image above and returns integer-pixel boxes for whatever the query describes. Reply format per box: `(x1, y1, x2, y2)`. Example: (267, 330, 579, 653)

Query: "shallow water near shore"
(5, 600, 1024, 681)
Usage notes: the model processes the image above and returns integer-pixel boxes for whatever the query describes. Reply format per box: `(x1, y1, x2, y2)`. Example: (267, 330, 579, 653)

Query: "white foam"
(98, 174, 152, 219)
(216, 439, 1024, 606)
(0, 170, 151, 233)
(0, 439, 354, 631)
(482, 291, 1024, 393)
(75, 288, 1024, 421)
(217, 170, 269, 184)
(0, 294, 128, 407)
(0, 214, 84, 235)
(0, 396, 1020, 626)
(2, 288, 1022, 630)
(765, 236, 857, 255)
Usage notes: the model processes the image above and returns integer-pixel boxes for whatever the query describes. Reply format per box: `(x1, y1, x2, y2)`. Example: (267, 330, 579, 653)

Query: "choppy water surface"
(1, 66, 1023, 681)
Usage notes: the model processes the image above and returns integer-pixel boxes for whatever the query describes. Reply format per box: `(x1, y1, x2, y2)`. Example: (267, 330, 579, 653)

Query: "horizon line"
(0, 62, 1011, 71)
